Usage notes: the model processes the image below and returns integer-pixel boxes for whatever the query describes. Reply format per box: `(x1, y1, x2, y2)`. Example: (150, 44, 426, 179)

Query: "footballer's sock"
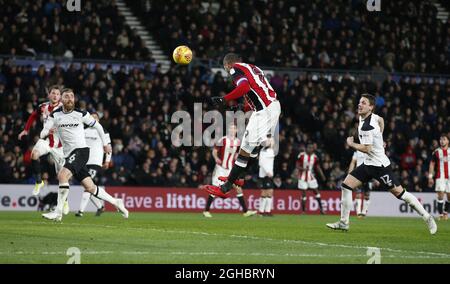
(301, 195, 307, 212)
(355, 198, 362, 215)
(221, 155, 249, 193)
(31, 159, 42, 184)
(94, 186, 117, 206)
(340, 183, 353, 224)
(362, 199, 371, 215)
(205, 195, 214, 212)
(437, 199, 444, 215)
(56, 183, 70, 216)
(265, 197, 273, 213)
(445, 201, 450, 213)
(90, 192, 104, 209)
(237, 193, 247, 213)
(398, 190, 430, 219)
(259, 197, 267, 213)
(79, 191, 90, 212)
(315, 194, 324, 213)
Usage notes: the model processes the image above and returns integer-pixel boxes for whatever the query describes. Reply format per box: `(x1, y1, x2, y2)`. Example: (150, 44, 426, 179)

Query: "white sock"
(90, 193, 104, 209)
(355, 198, 362, 215)
(94, 186, 117, 206)
(265, 197, 273, 213)
(56, 183, 70, 216)
(401, 191, 429, 219)
(340, 187, 353, 224)
(259, 197, 267, 213)
(79, 191, 90, 212)
(362, 199, 370, 215)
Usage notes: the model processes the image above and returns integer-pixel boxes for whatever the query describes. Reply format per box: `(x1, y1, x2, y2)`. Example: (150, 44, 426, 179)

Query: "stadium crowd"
(0, 57, 448, 192)
(130, 0, 448, 73)
(0, 0, 153, 61)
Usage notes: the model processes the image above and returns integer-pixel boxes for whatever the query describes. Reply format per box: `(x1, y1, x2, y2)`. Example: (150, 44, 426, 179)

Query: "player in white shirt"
(40, 89, 128, 221)
(203, 124, 257, 217)
(327, 94, 437, 234)
(75, 112, 112, 217)
(258, 135, 276, 216)
(348, 150, 379, 217)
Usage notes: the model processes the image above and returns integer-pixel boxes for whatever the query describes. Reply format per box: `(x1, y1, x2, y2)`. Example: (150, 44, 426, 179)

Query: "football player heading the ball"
(201, 53, 281, 199)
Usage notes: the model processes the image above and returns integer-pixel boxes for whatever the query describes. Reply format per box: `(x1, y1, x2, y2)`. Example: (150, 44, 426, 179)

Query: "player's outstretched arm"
(39, 114, 55, 139)
(348, 158, 357, 173)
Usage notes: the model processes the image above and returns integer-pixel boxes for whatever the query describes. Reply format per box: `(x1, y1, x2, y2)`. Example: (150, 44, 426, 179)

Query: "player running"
(40, 89, 128, 221)
(75, 112, 112, 217)
(202, 53, 281, 199)
(326, 94, 437, 234)
(203, 124, 257, 217)
(18, 86, 65, 195)
(348, 150, 377, 218)
(428, 134, 450, 221)
(296, 143, 326, 214)
(258, 135, 276, 216)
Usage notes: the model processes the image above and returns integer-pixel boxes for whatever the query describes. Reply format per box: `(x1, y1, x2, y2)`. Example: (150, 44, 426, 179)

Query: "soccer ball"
(172, 45, 193, 65)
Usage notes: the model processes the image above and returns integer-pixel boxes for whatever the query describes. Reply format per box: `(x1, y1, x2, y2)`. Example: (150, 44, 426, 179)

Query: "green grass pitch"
(0, 212, 449, 264)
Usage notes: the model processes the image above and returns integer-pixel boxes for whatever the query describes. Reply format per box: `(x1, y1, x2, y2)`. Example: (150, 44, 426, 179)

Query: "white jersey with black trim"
(358, 113, 390, 167)
(352, 151, 365, 167)
(41, 108, 108, 158)
(85, 127, 111, 166)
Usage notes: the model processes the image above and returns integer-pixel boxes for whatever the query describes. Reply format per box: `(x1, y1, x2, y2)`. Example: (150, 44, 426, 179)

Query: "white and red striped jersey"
(25, 101, 63, 148)
(215, 136, 240, 170)
(432, 148, 450, 179)
(230, 63, 277, 111)
(297, 152, 319, 181)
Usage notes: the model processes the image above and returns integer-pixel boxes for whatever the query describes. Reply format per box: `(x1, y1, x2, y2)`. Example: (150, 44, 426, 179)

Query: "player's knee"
(392, 186, 405, 199)
(31, 150, 40, 160)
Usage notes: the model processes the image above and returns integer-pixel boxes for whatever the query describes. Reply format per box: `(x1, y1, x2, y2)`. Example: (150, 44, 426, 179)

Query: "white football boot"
(115, 198, 129, 219)
(32, 181, 45, 196)
(425, 215, 437, 235)
(326, 221, 349, 231)
(42, 211, 62, 222)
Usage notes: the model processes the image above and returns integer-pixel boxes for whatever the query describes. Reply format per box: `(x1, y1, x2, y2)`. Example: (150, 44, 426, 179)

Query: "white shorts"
(34, 139, 65, 173)
(435, 179, 450, 193)
(259, 157, 274, 178)
(212, 165, 231, 186)
(298, 179, 318, 190)
(241, 101, 280, 154)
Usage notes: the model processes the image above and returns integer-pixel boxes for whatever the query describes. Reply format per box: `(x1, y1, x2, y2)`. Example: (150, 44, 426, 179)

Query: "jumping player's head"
(440, 134, 449, 148)
(223, 53, 242, 73)
(227, 123, 237, 138)
(358, 94, 376, 117)
(61, 88, 75, 112)
(48, 85, 61, 105)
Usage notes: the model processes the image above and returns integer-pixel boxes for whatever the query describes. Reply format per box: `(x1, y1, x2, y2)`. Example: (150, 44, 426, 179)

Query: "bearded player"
(202, 53, 281, 200)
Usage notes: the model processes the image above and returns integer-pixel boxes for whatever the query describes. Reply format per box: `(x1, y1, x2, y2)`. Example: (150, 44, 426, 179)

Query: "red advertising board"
(104, 187, 344, 215)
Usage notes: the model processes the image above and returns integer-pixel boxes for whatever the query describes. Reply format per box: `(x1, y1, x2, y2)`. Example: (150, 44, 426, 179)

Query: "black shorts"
(350, 164, 400, 191)
(87, 165, 102, 181)
(64, 147, 90, 182)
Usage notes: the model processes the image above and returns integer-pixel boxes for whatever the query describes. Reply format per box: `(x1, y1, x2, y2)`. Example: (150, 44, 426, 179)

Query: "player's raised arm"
(82, 112, 111, 154)
(378, 116, 384, 133)
(39, 112, 55, 139)
(348, 154, 357, 173)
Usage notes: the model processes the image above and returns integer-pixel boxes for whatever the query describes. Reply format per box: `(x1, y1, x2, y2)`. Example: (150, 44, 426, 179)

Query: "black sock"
(444, 201, 449, 213)
(237, 194, 247, 212)
(437, 200, 444, 214)
(31, 159, 42, 183)
(301, 196, 307, 212)
(205, 195, 214, 211)
(316, 197, 323, 212)
(221, 164, 246, 193)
